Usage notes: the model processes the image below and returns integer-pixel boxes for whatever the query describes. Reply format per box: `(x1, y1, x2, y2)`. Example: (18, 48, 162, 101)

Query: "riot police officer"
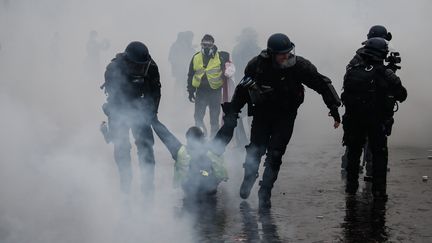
(226, 33, 341, 209)
(341, 25, 401, 177)
(101, 41, 161, 195)
(341, 37, 407, 200)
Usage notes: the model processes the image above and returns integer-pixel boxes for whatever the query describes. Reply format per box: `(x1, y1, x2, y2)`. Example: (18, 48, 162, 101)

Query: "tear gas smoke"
(1, 0, 431, 242)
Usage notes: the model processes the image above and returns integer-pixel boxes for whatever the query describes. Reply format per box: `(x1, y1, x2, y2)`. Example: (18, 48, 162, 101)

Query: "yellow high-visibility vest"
(174, 145, 228, 186)
(192, 52, 223, 89)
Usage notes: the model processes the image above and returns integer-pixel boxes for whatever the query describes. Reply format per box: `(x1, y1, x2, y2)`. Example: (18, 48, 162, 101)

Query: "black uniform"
(102, 53, 161, 194)
(341, 47, 407, 197)
(187, 46, 230, 137)
(230, 50, 341, 206)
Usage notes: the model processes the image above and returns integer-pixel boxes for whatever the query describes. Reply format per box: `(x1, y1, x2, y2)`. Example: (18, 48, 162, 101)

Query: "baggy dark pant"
(243, 112, 297, 199)
(108, 109, 155, 194)
(194, 87, 222, 137)
(343, 113, 388, 192)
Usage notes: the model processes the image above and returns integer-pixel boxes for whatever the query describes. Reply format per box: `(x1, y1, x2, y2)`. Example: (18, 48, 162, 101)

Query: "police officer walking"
(226, 33, 341, 209)
(101, 41, 161, 195)
(341, 25, 401, 178)
(341, 37, 407, 200)
(187, 34, 231, 137)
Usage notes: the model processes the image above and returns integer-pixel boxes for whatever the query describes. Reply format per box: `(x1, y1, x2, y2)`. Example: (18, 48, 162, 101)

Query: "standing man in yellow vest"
(187, 34, 231, 137)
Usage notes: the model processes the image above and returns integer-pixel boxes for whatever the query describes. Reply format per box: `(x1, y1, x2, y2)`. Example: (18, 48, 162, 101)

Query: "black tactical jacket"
(103, 53, 161, 113)
(231, 50, 341, 115)
(341, 48, 407, 118)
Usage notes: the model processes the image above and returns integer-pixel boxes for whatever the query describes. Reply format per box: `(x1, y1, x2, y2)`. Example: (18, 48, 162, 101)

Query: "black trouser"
(108, 108, 155, 194)
(341, 139, 373, 173)
(342, 113, 388, 191)
(244, 112, 297, 198)
(194, 87, 222, 137)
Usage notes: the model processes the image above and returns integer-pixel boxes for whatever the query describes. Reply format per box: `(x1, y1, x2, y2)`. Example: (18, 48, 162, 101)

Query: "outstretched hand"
(328, 108, 341, 129)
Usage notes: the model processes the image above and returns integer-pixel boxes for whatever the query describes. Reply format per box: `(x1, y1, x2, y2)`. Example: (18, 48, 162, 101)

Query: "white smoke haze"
(1, 0, 431, 242)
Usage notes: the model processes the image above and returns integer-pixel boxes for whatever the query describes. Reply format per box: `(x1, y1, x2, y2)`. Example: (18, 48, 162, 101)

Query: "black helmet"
(267, 33, 295, 54)
(124, 41, 149, 64)
(363, 37, 389, 60)
(367, 25, 392, 41)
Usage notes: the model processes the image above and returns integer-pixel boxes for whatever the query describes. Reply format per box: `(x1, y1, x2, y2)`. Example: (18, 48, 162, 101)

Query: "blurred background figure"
(85, 30, 110, 78)
(168, 31, 195, 102)
(231, 27, 261, 148)
(232, 28, 261, 84)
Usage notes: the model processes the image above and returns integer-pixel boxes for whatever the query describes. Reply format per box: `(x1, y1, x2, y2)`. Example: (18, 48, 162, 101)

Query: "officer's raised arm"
(298, 57, 342, 127)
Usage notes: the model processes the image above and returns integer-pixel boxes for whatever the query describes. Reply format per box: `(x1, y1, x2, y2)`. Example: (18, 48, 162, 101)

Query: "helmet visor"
(274, 48, 296, 68)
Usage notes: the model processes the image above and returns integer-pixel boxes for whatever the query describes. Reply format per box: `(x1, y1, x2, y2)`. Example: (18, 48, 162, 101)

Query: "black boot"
(240, 163, 259, 199)
(345, 179, 359, 195)
(258, 160, 280, 209)
(258, 185, 272, 209)
(372, 178, 388, 201)
(345, 145, 362, 195)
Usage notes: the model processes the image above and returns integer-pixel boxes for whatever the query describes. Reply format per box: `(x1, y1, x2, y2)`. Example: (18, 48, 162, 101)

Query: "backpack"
(341, 59, 379, 110)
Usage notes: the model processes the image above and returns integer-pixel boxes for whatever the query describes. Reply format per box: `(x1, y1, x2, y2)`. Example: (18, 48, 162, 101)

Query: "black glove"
(329, 107, 341, 123)
(221, 102, 239, 127)
(188, 90, 195, 103)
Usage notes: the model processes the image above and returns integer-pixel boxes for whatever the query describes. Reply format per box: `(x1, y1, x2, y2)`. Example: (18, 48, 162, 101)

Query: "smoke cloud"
(1, 0, 431, 242)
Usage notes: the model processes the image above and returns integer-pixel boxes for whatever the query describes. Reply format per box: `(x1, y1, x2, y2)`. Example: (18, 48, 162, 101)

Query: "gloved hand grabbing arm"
(211, 102, 239, 155)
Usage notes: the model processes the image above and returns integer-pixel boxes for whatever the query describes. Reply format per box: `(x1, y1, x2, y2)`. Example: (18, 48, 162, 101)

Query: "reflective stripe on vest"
(174, 146, 191, 186)
(192, 52, 223, 89)
(174, 145, 228, 186)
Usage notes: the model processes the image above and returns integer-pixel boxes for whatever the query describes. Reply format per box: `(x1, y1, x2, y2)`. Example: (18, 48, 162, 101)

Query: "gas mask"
(201, 41, 214, 56)
(126, 59, 151, 84)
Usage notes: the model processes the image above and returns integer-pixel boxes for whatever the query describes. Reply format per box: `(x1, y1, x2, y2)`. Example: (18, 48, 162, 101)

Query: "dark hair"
(186, 126, 205, 141)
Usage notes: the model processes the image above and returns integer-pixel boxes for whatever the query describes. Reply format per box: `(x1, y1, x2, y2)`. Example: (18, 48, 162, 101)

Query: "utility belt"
(343, 97, 398, 137)
(247, 84, 304, 116)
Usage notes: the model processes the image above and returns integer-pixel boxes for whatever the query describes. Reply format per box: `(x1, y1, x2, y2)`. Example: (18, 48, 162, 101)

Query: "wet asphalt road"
(171, 144, 432, 242)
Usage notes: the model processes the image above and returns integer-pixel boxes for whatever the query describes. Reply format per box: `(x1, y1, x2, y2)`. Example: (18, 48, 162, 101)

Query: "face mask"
(201, 41, 214, 56)
(273, 48, 296, 69)
(283, 55, 296, 68)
